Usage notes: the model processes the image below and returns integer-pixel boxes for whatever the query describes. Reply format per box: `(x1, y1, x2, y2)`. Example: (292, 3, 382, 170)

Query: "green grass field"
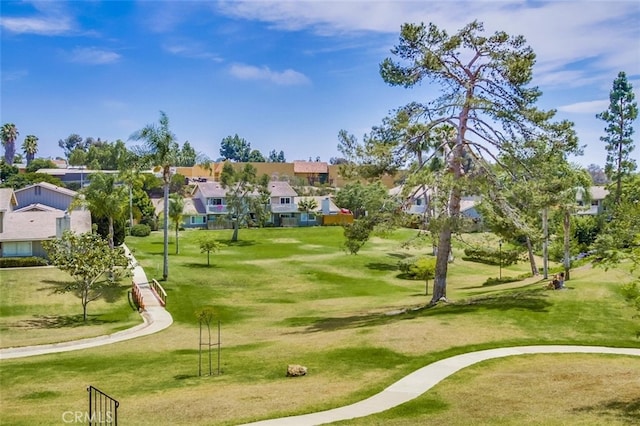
(0, 226, 638, 425)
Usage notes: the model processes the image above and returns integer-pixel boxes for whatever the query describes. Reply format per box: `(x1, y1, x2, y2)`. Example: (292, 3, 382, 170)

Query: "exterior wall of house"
(15, 186, 74, 211)
(182, 215, 208, 229)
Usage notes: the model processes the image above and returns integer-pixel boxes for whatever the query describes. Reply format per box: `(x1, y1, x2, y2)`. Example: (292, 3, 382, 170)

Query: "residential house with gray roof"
(0, 185, 91, 259)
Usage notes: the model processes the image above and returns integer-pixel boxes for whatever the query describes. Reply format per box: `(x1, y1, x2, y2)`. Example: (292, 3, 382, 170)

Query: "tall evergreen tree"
(596, 71, 638, 205)
(343, 21, 579, 304)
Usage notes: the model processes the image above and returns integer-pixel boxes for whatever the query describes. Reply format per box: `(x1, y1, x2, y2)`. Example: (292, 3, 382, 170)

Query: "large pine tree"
(596, 71, 638, 205)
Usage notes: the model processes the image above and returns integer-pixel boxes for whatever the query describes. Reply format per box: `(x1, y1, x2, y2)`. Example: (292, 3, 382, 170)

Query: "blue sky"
(1, 1, 639, 168)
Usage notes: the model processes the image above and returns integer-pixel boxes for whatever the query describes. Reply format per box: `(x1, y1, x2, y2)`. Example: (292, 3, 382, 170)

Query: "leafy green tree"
(25, 157, 57, 173)
(1, 172, 63, 189)
(43, 230, 129, 322)
(1, 123, 19, 165)
(168, 193, 184, 254)
(596, 71, 638, 205)
(21, 134, 38, 166)
(334, 181, 390, 219)
(248, 149, 266, 162)
(131, 111, 180, 280)
(343, 218, 375, 254)
(411, 258, 436, 295)
(0, 159, 19, 182)
(84, 139, 132, 170)
(74, 172, 128, 249)
(220, 162, 270, 241)
(220, 134, 250, 162)
(297, 197, 318, 226)
(68, 147, 87, 168)
(199, 236, 222, 266)
(345, 21, 577, 304)
(58, 134, 87, 160)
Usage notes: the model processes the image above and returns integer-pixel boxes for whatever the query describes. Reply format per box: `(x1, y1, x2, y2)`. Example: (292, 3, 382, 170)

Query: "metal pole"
(499, 240, 502, 280)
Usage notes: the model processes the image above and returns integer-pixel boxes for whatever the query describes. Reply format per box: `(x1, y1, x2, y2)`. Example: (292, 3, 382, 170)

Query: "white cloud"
(0, 16, 72, 35)
(69, 47, 121, 65)
(558, 100, 609, 114)
(229, 64, 311, 86)
(218, 1, 639, 90)
(162, 40, 223, 62)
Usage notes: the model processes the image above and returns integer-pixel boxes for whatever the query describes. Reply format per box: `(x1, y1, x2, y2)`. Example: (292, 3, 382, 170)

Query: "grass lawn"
(0, 267, 141, 348)
(0, 226, 638, 425)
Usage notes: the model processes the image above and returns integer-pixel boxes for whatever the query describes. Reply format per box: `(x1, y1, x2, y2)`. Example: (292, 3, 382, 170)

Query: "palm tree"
(168, 193, 184, 254)
(75, 172, 128, 249)
(21, 135, 39, 166)
(297, 197, 318, 226)
(1, 123, 19, 165)
(130, 111, 179, 280)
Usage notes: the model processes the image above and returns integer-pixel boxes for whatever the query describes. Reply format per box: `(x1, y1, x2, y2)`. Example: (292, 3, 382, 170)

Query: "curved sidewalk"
(242, 345, 640, 426)
(0, 245, 173, 360)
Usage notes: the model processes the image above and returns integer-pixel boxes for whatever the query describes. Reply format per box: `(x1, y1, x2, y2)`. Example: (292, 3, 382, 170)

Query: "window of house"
(190, 216, 206, 225)
(280, 197, 291, 204)
(415, 198, 423, 206)
(4, 241, 32, 257)
(207, 198, 224, 206)
(308, 213, 316, 221)
(591, 200, 599, 206)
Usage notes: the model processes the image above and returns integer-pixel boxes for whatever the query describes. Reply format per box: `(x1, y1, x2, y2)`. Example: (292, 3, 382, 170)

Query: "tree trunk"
(231, 220, 239, 242)
(542, 208, 549, 279)
(129, 185, 134, 231)
(563, 209, 571, 280)
(108, 216, 115, 249)
(162, 173, 170, 280)
(526, 235, 538, 276)
(175, 223, 179, 254)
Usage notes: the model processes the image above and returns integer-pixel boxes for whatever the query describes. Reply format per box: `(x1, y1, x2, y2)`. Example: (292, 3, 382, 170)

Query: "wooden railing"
(131, 281, 144, 311)
(150, 279, 167, 306)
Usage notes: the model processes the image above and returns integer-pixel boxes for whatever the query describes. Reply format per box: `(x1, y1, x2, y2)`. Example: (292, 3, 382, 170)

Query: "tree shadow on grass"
(182, 263, 220, 269)
(573, 397, 640, 423)
(365, 262, 398, 272)
(14, 314, 116, 329)
(38, 280, 127, 304)
(287, 290, 551, 333)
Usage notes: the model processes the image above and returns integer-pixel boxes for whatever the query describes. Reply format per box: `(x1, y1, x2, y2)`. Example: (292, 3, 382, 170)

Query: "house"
(0, 186, 91, 258)
(390, 185, 433, 215)
(576, 186, 609, 215)
(293, 161, 329, 185)
(14, 181, 78, 211)
(268, 181, 299, 226)
(157, 180, 344, 229)
(34, 167, 119, 188)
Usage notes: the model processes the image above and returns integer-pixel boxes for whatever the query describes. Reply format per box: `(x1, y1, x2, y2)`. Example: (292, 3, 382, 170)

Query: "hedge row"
(463, 246, 522, 266)
(0, 257, 49, 268)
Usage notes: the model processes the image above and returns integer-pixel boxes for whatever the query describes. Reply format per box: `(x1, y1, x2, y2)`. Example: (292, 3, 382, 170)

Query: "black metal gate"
(87, 386, 119, 425)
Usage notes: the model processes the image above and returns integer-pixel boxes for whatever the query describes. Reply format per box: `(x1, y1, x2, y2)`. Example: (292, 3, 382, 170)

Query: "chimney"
(56, 211, 71, 238)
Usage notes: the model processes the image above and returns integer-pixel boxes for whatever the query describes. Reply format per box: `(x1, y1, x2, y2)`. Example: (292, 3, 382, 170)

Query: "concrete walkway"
(0, 245, 173, 360)
(242, 345, 640, 426)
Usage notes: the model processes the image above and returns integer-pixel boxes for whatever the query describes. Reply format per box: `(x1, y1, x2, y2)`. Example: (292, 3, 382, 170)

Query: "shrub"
(0, 257, 48, 268)
(130, 224, 151, 237)
(463, 246, 522, 266)
(398, 256, 436, 279)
